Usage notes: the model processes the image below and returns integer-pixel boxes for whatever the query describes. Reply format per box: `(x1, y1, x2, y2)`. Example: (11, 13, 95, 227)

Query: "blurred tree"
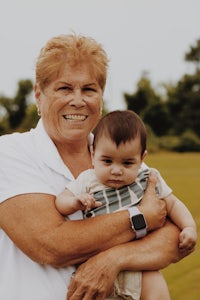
(124, 75, 170, 136)
(102, 102, 109, 116)
(165, 38, 200, 138)
(124, 76, 149, 115)
(173, 130, 200, 152)
(17, 103, 40, 133)
(0, 80, 33, 130)
(0, 79, 40, 135)
(185, 38, 200, 71)
(123, 37, 200, 145)
(166, 72, 200, 137)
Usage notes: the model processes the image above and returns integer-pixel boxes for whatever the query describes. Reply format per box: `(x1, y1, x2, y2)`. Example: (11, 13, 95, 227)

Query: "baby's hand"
(179, 227, 197, 251)
(76, 193, 102, 211)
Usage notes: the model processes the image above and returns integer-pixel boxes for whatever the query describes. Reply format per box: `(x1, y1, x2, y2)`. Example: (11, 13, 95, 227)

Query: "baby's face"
(92, 136, 146, 189)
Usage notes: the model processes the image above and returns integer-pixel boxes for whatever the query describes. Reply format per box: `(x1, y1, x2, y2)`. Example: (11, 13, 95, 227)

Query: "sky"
(1, 0, 200, 110)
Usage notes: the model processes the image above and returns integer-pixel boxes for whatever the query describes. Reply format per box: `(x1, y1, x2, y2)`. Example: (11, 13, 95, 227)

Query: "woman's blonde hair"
(36, 33, 109, 91)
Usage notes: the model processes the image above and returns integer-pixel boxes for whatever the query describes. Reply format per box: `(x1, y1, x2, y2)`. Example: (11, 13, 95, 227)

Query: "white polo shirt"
(0, 120, 81, 300)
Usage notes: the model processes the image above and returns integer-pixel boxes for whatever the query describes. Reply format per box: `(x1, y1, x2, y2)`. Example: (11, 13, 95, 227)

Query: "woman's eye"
(83, 87, 96, 92)
(58, 86, 71, 91)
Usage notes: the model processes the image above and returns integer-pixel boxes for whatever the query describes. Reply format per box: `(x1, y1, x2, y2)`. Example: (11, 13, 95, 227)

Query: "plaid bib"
(84, 169, 155, 218)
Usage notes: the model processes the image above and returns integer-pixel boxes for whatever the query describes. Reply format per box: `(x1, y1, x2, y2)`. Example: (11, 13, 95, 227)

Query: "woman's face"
(35, 63, 103, 145)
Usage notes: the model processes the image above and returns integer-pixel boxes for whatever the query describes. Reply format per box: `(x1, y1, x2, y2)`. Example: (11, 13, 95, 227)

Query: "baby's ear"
(142, 150, 148, 161)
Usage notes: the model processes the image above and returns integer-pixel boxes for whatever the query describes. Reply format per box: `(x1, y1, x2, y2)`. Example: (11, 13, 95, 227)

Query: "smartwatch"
(127, 206, 147, 239)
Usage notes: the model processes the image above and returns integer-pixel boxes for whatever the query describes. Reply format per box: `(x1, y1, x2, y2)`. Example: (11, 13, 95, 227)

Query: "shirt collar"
(32, 119, 93, 180)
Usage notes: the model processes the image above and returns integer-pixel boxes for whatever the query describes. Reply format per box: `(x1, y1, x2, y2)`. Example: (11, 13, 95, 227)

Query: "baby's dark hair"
(93, 110, 147, 156)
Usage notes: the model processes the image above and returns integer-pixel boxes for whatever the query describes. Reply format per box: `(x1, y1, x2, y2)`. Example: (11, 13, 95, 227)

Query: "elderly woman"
(0, 34, 192, 300)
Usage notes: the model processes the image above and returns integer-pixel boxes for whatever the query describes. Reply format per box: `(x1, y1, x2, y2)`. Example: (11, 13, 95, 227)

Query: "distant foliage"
(124, 37, 200, 152)
(0, 80, 39, 135)
(185, 38, 200, 70)
(166, 72, 200, 137)
(124, 76, 170, 137)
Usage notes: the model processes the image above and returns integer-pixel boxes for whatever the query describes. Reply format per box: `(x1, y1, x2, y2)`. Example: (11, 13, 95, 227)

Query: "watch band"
(128, 206, 147, 239)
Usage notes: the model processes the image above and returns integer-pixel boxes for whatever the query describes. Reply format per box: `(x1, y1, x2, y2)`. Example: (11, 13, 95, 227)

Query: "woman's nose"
(69, 90, 86, 107)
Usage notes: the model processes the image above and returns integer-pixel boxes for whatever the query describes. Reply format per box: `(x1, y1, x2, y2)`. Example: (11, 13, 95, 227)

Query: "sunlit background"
(1, 0, 200, 110)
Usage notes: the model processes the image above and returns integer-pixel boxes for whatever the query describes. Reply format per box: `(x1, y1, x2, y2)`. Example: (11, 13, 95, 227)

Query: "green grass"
(145, 152, 200, 300)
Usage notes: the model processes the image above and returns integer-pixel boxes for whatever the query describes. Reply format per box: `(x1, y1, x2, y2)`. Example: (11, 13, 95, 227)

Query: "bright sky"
(1, 0, 200, 110)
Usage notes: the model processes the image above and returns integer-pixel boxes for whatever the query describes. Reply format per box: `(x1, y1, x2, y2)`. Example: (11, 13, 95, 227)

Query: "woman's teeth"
(63, 115, 87, 121)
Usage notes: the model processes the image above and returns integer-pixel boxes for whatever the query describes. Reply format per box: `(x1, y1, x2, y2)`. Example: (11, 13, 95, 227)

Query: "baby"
(56, 110, 197, 300)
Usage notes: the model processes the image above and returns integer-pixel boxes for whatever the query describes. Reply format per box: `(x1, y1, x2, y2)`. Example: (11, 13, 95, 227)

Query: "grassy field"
(145, 152, 200, 300)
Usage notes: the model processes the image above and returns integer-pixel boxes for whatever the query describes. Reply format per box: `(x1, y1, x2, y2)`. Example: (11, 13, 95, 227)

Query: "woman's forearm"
(0, 175, 168, 268)
(0, 194, 135, 267)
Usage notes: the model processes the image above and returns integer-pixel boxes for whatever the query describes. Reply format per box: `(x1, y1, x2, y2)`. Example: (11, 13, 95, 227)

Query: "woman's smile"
(63, 114, 88, 121)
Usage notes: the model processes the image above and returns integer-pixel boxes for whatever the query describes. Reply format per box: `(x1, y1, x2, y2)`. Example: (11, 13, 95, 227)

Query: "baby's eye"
(103, 159, 112, 164)
(123, 161, 134, 166)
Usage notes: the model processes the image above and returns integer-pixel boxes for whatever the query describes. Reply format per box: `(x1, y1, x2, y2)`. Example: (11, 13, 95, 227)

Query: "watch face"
(131, 214, 146, 230)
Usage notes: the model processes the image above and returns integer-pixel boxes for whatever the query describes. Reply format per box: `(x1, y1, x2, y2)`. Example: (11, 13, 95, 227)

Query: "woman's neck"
(56, 141, 93, 178)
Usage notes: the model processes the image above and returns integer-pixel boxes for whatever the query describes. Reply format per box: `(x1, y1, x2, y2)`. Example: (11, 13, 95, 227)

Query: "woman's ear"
(34, 84, 42, 116)
(34, 84, 41, 104)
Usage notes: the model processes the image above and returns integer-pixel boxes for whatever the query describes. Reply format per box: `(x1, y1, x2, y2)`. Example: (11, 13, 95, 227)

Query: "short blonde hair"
(36, 34, 109, 91)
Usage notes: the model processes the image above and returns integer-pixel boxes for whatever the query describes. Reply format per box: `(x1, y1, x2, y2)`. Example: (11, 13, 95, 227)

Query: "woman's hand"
(67, 250, 118, 300)
(139, 171, 167, 231)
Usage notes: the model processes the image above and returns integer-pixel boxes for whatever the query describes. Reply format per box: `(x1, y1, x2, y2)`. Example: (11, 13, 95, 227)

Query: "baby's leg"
(141, 271, 170, 300)
(108, 270, 142, 299)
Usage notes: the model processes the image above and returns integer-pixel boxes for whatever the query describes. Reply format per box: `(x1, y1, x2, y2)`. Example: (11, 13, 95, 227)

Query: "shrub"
(174, 130, 200, 152)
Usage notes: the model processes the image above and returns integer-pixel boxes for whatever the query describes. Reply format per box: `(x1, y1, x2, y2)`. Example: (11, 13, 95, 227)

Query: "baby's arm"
(55, 189, 102, 215)
(165, 194, 197, 251)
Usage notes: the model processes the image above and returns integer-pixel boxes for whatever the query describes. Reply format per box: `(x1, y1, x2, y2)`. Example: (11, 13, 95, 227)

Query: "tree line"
(124, 39, 200, 152)
(0, 39, 200, 152)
